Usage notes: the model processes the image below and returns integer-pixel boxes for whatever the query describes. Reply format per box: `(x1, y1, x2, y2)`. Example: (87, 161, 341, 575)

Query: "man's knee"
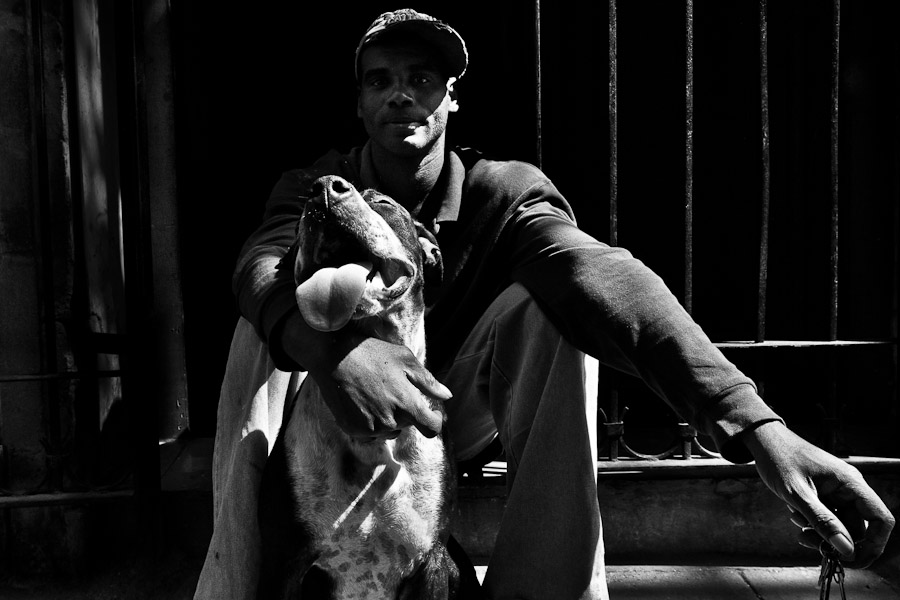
(490, 283, 578, 362)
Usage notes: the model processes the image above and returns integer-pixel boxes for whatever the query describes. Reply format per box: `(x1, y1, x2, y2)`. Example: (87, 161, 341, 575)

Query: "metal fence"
(582, 0, 898, 462)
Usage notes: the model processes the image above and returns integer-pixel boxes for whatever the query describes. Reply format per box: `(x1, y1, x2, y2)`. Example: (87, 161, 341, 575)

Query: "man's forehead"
(359, 42, 445, 77)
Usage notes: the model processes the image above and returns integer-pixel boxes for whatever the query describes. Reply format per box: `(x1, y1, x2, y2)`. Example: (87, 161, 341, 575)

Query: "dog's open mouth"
(308, 230, 415, 299)
(365, 257, 414, 298)
(295, 229, 416, 332)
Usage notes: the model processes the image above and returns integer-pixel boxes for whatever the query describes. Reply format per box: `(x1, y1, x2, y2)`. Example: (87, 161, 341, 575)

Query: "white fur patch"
(284, 385, 448, 598)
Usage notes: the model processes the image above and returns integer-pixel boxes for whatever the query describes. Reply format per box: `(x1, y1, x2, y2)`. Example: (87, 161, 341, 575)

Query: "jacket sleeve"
(231, 170, 309, 370)
(504, 185, 782, 463)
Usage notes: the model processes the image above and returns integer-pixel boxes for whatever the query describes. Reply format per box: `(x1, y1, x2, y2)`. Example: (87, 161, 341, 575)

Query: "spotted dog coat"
(257, 176, 480, 600)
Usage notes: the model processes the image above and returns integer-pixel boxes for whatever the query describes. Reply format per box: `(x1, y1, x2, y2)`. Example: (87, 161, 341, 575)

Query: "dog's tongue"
(295, 262, 371, 331)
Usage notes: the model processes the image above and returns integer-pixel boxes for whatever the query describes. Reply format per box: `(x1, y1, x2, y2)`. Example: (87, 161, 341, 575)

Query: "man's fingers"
(848, 487, 895, 568)
(789, 482, 895, 567)
(845, 507, 894, 569)
(789, 507, 855, 555)
(817, 477, 895, 568)
(405, 367, 453, 401)
(791, 495, 856, 559)
(788, 507, 808, 529)
(410, 407, 444, 438)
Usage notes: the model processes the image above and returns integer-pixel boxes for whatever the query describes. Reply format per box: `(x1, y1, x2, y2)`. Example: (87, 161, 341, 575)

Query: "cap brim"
(356, 20, 468, 80)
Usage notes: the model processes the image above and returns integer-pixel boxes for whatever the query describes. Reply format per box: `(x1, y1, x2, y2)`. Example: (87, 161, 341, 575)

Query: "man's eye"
(412, 75, 432, 86)
(364, 76, 388, 88)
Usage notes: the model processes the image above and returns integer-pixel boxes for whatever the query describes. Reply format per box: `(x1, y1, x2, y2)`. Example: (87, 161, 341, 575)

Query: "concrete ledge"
(455, 457, 900, 568)
(157, 438, 900, 580)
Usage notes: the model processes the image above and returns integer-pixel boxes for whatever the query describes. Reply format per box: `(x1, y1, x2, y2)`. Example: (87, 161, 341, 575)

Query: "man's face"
(357, 41, 459, 158)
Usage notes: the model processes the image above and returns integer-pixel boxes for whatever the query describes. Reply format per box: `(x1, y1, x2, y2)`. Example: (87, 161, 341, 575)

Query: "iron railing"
(592, 0, 897, 462)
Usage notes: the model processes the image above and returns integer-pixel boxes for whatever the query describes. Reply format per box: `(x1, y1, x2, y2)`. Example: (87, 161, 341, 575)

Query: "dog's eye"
(367, 192, 394, 206)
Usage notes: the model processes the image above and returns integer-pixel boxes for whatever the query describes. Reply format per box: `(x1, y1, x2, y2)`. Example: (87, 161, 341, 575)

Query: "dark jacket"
(233, 143, 781, 462)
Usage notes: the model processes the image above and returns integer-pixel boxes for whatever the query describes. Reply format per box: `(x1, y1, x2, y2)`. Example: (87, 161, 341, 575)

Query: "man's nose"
(387, 84, 414, 106)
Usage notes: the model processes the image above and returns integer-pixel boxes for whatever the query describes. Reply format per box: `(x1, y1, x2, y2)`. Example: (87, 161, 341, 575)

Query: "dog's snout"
(310, 176, 355, 210)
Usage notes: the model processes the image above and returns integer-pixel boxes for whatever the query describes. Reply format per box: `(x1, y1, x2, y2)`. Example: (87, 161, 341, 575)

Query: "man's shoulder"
(454, 147, 549, 194)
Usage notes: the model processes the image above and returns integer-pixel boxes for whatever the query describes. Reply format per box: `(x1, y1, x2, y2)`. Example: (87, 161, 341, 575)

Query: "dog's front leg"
(258, 433, 330, 599)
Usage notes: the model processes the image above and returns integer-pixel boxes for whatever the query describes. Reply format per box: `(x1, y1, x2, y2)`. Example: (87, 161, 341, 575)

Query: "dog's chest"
(284, 384, 448, 598)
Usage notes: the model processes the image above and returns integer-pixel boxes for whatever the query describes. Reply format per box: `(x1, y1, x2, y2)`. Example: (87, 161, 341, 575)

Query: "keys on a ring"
(818, 541, 847, 600)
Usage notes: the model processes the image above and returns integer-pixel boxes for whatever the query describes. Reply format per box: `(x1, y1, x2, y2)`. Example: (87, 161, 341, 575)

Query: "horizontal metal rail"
(462, 456, 900, 484)
(715, 340, 894, 349)
(0, 489, 133, 509)
(0, 370, 123, 383)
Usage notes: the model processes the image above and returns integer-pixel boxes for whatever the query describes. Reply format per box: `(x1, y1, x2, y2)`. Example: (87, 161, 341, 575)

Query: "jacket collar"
(359, 141, 464, 232)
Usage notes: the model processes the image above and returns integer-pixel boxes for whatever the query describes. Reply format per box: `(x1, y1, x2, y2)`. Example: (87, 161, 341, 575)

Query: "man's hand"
(279, 311, 451, 440)
(742, 420, 895, 568)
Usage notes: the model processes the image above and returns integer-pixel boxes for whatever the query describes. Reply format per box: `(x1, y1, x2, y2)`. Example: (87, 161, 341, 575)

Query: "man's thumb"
(799, 500, 855, 557)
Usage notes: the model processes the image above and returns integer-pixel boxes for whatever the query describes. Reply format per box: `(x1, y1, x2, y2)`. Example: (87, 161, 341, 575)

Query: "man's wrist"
(275, 310, 362, 377)
(740, 419, 788, 460)
(269, 310, 312, 372)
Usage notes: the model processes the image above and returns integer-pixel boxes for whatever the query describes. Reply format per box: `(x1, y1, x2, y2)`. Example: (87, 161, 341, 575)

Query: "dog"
(257, 175, 481, 599)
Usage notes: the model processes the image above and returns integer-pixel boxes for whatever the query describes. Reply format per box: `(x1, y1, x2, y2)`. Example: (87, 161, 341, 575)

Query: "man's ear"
(447, 77, 459, 113)
(415, 223, 443, 305)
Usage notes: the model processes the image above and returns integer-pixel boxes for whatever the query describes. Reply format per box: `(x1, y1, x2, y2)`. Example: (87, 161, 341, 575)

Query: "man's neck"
(369, 139, 446, 214)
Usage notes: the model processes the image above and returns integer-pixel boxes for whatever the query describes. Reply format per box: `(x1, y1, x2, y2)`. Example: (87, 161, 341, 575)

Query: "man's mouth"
(386, 116, 423, 128)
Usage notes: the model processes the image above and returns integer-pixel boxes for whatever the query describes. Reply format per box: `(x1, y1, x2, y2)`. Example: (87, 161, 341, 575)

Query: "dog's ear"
(415, 223, 443, 305)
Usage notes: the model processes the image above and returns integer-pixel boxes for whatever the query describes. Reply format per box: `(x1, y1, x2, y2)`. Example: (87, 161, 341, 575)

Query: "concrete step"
(605, 565, 900, 599)
(456, 457, 900, 565)
(159, 437, 900, 589)
(3, 438, 898, 597)
(4, 563, 897, 599)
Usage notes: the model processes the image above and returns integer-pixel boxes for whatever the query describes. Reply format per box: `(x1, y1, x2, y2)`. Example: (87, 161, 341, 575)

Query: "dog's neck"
(356, 307, 427, 364)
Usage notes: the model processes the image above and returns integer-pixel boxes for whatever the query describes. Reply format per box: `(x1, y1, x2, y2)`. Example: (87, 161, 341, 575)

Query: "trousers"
(194, 283, 608, 599)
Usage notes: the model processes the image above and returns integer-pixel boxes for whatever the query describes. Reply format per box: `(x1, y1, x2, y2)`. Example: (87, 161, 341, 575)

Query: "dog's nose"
(310, 176, 355, 210)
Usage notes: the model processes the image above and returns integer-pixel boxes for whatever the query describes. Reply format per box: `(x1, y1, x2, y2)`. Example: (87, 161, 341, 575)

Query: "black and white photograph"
(1, 1, 898, 598)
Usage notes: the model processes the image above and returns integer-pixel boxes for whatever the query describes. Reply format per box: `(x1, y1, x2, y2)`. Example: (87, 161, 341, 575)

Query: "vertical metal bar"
(603, 0, 620, 460)
(609, 0, 618, 247)
(116, 0, 162, 559)
(25, 0, 64, 491)
(829, 0, 841, 341)
(684, 0, 694, 314)
(757, 0, 771, 345)
(823, 0, 842, 454)
(894, 39, 900, 459)
(534, 0, 543, 170)
(893, 127, 900, 459)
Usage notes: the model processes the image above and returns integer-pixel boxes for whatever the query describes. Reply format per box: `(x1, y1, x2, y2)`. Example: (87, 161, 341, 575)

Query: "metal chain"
(819, 541, 848, 600)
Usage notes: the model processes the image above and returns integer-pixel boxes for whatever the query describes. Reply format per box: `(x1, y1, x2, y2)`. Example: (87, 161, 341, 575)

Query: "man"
(195, 8, 894, 600)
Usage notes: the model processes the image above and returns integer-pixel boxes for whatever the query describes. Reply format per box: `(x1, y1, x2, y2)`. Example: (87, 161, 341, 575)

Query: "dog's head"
(291, 175, 442, 348)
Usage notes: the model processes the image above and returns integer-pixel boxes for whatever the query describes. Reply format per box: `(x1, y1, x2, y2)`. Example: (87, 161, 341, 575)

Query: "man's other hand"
(744, 421, 895, 569)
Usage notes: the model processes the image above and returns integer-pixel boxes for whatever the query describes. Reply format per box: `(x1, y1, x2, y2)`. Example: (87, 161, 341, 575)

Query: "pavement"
(3, 563, 897, 599)
(605, 565, 900, 599)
